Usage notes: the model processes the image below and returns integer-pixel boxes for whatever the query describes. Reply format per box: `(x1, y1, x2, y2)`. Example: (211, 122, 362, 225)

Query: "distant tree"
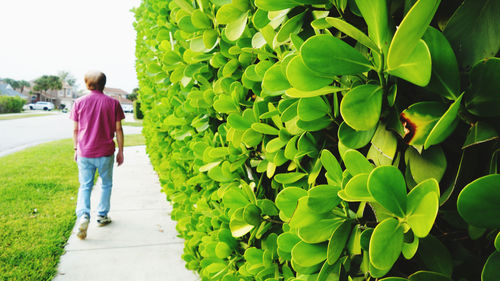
(1, 78, 31, 93)
(18, 80, 30, 93)
(127, 87, 139, 101)
(57, 71, 76, 87)
(33, 75, 62, 95)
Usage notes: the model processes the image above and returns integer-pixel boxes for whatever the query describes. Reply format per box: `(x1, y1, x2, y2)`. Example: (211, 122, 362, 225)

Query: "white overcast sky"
(0, 0, 141, 93)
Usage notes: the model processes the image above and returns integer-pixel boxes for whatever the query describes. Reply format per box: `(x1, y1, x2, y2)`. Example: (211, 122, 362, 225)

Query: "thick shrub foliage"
(0, 96, 26, 113)
(134, 0, 500, 280)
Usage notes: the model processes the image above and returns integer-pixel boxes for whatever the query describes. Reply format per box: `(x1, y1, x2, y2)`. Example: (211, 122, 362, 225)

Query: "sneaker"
(76, 215, 90, 240)
(97, 215, 112, 227)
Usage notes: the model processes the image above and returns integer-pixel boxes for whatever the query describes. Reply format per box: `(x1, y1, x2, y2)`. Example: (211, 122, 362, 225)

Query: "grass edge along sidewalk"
(0, 135, 145, 280)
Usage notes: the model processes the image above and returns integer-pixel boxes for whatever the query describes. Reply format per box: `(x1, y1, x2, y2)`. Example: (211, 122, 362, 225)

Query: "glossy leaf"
(482, 252, 500, 281)
(301, 34, 371, 76)
(424, 94, 463, 149)
(406, 146, 447, 184)
(275, 187, 308, 218)
(354, 0, 391, 51)
(406, 179, 440, 237)
(344, 173, 372, 201)
(343, 149, 373, 176)
(408, 271, 453, 281)
(297, 97, 330, 122)
(308, 185, 342, 213)
(369, 218, 404, 270)
(457, 174, 500, 229)
(387, 40, 432, 87)
(325, 17, 379, 52)
(299, 218, 343, 244)
(400, 102, 447, 146)
(291, 241, 328, 267)
(422, 27, 460, 100)
(338, 121, 376, 149)
(340, 84, 382, 131)
(286, 56, 333, 91)
(466, 58, 500, 117)
(368, 166, 407, 217)
(285, 86, 345, 98)
(387, 0, 441, 69)
(462, 122, 499, 149)
(262, 64, 291, 92)
(321, 149, 343, 185)
(327, 221, 352, 265)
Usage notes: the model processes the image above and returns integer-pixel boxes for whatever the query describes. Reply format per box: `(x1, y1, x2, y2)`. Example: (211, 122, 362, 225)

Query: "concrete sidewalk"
(53, 146, 199, 281)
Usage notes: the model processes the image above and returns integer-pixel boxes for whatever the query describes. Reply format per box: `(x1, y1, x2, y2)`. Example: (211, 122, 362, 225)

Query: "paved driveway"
(0, 113, 142, 157)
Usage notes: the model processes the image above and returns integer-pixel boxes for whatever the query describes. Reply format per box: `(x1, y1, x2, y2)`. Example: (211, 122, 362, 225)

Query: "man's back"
(70, 90, 124, 158)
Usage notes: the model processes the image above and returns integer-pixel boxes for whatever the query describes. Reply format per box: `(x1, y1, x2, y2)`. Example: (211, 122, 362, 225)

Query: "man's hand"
(116, 150, 124, 166)
(74, 151, 78, 162)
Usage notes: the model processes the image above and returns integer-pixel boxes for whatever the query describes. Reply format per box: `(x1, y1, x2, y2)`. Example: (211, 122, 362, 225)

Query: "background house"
(103, 87, 131, 104)
(0, 82, 29, 100)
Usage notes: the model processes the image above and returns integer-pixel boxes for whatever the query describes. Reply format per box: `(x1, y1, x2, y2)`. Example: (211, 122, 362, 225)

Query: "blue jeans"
(76, 155, 114, 218)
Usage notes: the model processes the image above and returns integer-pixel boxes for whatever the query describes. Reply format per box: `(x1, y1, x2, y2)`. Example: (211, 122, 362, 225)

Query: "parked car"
(30, 101, 55, 111)
(121, 104, 133, 113)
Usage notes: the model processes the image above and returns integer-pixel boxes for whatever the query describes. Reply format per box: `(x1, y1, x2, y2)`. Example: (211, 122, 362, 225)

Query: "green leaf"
(262, 64, 291, 92)
(422, 27, 460, 100)
(466, 58, 500, 117)
(327, 221, 352, 265)
(343, 149, 373, 176)
(400, 101, 447, 146)
(292, 241, 328, 267)
(354, 0, 391, 51)
(298, 218, 343, 244)
(483, 252, 500, 281)
(368, 166, 407, 217)
(275, 172, 307, 184)
(275, 187, 308, 218)
(325, 17, 379, 52)
(338, 121, 376, 149)
(255, 0, 299, 11)
(230, 207, 255, 237)
(340, 84, 383, 131)
(227, 113, 252, 130)
(369, 218, 404, 270)
(367, 122, 398, 166)
(216, 5, 243, 24)
(462, 122, 499, 149)
(406, 179, 440, 237)
(225, 13, 248, 41)
(408, 271, 453, 281)
(443, 0, 500, 69)
(203, 29, 219, 49)
(277, 232, 301, 253)
(344, 173, 372, 201)
(191, 9, 212, 29)
(424, 94, 463, 149)
(215, 242, 232, 259)
(495, 232, 500, 251)
(321, 149, 343, 185)
(387, 0, 441, 69)
(416, 236, 453, 276)
(285, 86, 345, 98)
(242, 128, 263, 147)
(406, 146, 447, 183)
(457, 174, 500, 229)
(251, 123, 279, 135)
(308, 185, 342, 213)
(252, 9, 270, 29)
(387, 40, 432, 87)
(266, 137, 287, 153)
(301, 34, 371, 76)
(243, 203, 262, 226)
(297, 97, 330, 122)
(276, 12, 305, 43)
(402, 234, 419, 260)
(286, 55, 333, 91)
(317, 259, 342, 281)
(296, 117, 331, 132)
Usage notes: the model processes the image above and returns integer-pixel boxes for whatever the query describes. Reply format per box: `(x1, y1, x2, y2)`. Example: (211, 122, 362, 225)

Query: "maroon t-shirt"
(70, 90, 125, 158)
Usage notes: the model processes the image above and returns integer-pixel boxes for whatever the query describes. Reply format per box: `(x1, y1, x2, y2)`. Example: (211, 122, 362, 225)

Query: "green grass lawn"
(0, 113, 54, 121)
(0, 134, 145, 280)
(122, 120, 143, 127)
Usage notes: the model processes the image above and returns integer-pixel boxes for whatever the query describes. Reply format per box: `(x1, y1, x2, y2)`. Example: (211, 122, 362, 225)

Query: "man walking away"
(70, 71, 125, 240)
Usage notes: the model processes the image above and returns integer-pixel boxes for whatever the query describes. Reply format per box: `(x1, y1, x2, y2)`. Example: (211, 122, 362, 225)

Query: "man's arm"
(73, 121, 79, 162)
(116, 120, 124, 166)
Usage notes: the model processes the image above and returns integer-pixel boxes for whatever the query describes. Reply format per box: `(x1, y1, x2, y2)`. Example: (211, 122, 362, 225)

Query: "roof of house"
(0, 82, 28, 98)
(104, 87, 129, 97)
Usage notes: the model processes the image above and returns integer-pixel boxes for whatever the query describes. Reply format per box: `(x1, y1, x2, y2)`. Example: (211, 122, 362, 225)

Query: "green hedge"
(0, 96, 26, 114)
(133, 99, 144, 120)
(134, 0, 500, 280)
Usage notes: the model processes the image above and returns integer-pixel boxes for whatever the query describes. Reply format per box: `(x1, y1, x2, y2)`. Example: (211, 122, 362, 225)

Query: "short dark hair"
(84, 71, 106, 92)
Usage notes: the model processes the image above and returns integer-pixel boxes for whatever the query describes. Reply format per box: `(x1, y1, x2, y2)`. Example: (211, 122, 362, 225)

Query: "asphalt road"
(0, 112, 142, 157)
